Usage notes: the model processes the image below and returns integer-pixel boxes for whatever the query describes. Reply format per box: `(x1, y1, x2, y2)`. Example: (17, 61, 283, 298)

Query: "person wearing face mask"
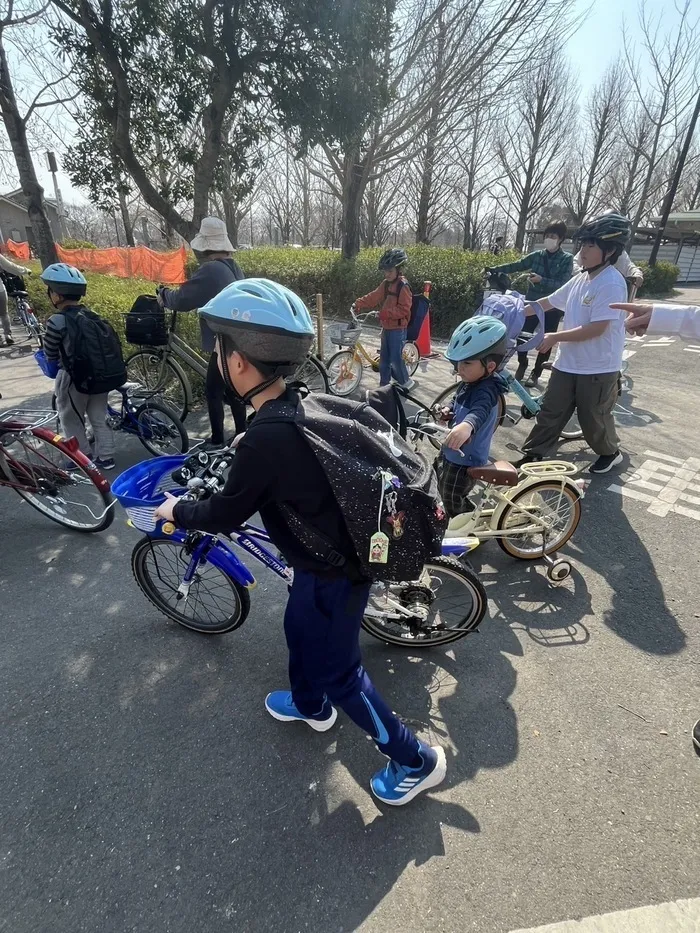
(486, 221, 573, 386)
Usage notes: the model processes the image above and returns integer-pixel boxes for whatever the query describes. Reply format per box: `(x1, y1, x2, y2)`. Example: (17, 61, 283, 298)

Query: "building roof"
(1, 190, 59, 212)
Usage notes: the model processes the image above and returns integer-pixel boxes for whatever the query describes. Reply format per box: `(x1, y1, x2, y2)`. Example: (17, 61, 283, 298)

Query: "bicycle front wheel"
(289, 354, 329, 394)
(327, 349, 363, 396)
(135, 401, 189, 457)
(497, 480, 581, 559)
(0, 431, 114, 532)
(361, 556, 487, 647)
(402, 341, 420, 376)
(125, 350, 190, 421)
(132, 537, 251, 634)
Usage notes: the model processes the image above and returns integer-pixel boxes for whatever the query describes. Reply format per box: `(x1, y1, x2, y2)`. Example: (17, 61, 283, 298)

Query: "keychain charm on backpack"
(369, 531, 390, 564)
(387, 510, 406, 539)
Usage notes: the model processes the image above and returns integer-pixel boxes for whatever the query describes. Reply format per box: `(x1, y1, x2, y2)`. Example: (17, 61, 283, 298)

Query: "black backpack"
(61, 305, 127, 395)
(125, 295, 169, 346)
(252, 393, 447, 582)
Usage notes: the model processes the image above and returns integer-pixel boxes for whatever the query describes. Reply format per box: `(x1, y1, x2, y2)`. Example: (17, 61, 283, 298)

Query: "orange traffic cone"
(416, 310, 433, 357)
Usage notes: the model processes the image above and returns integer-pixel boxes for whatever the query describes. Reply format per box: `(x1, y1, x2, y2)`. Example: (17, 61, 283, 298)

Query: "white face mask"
(544, 237, 559, 252)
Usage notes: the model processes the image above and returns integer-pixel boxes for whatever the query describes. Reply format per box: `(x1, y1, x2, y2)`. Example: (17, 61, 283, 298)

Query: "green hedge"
(231, 245, 518, 337)
(60, 238, 98, 250)
(637, 260, 679, 298)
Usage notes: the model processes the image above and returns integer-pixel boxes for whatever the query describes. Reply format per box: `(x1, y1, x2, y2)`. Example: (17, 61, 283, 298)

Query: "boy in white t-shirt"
(516, 211, 630, 474)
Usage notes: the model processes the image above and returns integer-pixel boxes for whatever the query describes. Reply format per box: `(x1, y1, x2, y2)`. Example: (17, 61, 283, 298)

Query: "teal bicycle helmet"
(446, 315, 508, 365)
(40, 263, 87, 298)
(200, 278, 314, 375)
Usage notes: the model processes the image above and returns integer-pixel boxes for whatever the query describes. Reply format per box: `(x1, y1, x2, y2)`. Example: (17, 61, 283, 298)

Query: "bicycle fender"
(145, 528, 257, 588)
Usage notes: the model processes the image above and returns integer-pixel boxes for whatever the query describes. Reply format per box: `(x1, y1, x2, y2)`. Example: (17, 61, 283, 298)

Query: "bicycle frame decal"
(233, 530, 294, 582)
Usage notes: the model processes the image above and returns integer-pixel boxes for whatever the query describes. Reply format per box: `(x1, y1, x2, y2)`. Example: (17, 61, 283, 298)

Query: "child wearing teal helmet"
(153, 278, 447, 807)
(439, 315, 509, 519)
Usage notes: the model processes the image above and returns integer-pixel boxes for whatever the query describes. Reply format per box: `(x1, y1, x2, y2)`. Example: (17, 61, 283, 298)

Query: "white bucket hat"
(190, 216, 234, 252)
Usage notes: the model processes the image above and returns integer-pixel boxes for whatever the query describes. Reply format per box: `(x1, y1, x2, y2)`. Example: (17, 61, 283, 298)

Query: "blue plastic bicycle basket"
(112, 455, 189, 532)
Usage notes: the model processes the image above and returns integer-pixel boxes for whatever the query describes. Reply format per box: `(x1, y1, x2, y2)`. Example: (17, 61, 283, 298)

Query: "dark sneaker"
(95, 457, 116, 471)
(589, 452, 623, 474)
(523, 375, 540, 388)
(512, 454, 543, 468)
(693, 719, 700, 758)
(4, 335, 14, 346)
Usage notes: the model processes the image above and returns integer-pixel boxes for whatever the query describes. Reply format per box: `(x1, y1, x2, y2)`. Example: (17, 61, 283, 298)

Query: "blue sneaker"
(265, 691, 337, 732)
(371, 744, 446, 806)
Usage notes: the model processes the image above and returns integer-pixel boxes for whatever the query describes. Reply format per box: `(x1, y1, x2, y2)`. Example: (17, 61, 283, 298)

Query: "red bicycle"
(0, 408, 114, 532)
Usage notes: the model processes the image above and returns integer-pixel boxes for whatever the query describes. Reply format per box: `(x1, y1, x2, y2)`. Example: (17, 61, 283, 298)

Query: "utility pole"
(649, 90, 700, 267)
(46, 151, 66, 240)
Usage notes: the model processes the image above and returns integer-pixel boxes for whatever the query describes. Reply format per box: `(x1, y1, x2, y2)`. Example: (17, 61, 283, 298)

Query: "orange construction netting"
(3, 239, 31, 261)
(56, 244, 188, 284)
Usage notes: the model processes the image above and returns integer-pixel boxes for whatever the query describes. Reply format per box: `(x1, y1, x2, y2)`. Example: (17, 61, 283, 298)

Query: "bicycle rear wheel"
(131, 537, 250, 634)
(125, 350, 190, 421)
(361, 556, 487, 647)
(0, 431, 114, 532)
(289, 354, 329, 394)
(497, 480, 581, 559)
(135, 400, 189, 457)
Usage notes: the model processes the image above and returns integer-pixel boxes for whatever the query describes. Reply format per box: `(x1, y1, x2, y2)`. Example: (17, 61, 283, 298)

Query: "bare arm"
(556, 321, 609, 343)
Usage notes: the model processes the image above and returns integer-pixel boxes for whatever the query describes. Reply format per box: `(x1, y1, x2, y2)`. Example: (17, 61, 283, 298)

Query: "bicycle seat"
(10, 290, 28, 298)
(467, 460, 519, 486)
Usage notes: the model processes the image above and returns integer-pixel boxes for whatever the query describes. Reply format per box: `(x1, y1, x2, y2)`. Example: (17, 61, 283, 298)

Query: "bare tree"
(623, 0, 700, 232)
(0, 2, 75, 264)
(308, 0, 580, 259)
(561, 62, 625, 224)
(494, 50, 576, 249)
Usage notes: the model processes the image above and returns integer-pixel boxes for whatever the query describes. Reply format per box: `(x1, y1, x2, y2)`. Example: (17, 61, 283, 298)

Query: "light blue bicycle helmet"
(445, 315, 508, 365)
(200, 278, 314, 374)
(40, 263, 87, 298)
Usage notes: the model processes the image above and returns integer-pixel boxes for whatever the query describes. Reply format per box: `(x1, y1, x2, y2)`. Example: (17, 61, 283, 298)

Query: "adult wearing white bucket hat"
(159, 216, 246, 446)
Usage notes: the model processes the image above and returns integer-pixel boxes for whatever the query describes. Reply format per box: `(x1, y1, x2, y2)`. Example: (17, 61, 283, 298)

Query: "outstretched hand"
(610, 302, 654, 335)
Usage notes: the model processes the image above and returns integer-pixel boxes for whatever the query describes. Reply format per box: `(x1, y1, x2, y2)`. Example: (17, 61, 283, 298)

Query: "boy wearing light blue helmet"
(439, 315, 509, 519)
(154, 278, 446, 807)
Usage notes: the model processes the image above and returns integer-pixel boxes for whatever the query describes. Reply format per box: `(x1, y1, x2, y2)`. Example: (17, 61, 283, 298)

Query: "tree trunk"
(118, 189, 135, 246)
(415, 128, 436, 244)
(0, 37, 57, 267)
(222, 198, 239, 248)
(341, 149, 366, 261)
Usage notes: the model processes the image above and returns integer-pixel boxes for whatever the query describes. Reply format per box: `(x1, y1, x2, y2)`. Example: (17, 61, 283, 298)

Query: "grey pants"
(523, 368, 620, 457)
(0, 284, 11, 338)
(54, 369, 115, 460)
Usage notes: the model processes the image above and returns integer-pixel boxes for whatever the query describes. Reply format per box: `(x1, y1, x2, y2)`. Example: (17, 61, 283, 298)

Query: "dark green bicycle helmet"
(574, 210, 631, 269)
(378, 248, 408, 271)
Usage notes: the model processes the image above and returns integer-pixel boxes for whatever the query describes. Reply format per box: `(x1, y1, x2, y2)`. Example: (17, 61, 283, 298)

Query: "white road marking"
(683, 346, 700, 353)
(509, 896, 700, 932)
(609, 452, 700, 521)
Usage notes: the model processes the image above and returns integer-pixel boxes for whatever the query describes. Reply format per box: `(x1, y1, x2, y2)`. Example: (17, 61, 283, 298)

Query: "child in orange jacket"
(355, 249, 414, 389)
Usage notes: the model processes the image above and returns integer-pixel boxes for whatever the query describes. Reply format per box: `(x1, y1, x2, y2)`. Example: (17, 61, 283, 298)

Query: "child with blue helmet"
(41, 263, 117, 469)
(439, 315, 509, 519)
(153, 278, 446, 807)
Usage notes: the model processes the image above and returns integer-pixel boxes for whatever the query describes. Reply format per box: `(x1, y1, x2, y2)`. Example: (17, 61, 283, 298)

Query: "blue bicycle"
(105, 384, 189, 457)
(112, 449, 487, 647)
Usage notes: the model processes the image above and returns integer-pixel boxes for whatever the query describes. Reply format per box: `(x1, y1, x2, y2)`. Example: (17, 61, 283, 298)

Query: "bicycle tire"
(361, 556, 487, 647)
(0, 430, 114, 532)
(326, 349, 363, 396)
(125, 350, 191, 421)
(134, 400, 190, 457)
(496, 480, 581, 559)
(131, 536, 250, 634)
(289, 354, 329, 394)
(402, 341, 420, 376)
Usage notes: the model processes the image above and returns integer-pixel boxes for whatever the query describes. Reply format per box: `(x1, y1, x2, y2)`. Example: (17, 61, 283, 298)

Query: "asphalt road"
(1, 329, 699, 933)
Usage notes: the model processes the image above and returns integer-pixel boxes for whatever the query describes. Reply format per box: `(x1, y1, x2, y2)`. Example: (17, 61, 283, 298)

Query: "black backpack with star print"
(250, 391, 447, 582)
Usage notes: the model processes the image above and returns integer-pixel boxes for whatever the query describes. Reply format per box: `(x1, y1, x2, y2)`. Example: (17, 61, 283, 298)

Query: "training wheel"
(546, 559, 572, 584)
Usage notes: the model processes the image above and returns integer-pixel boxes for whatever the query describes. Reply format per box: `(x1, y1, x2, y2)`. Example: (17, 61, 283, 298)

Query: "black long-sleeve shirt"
(173, 389, 357, 575)
(160, 257, 244, 352)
